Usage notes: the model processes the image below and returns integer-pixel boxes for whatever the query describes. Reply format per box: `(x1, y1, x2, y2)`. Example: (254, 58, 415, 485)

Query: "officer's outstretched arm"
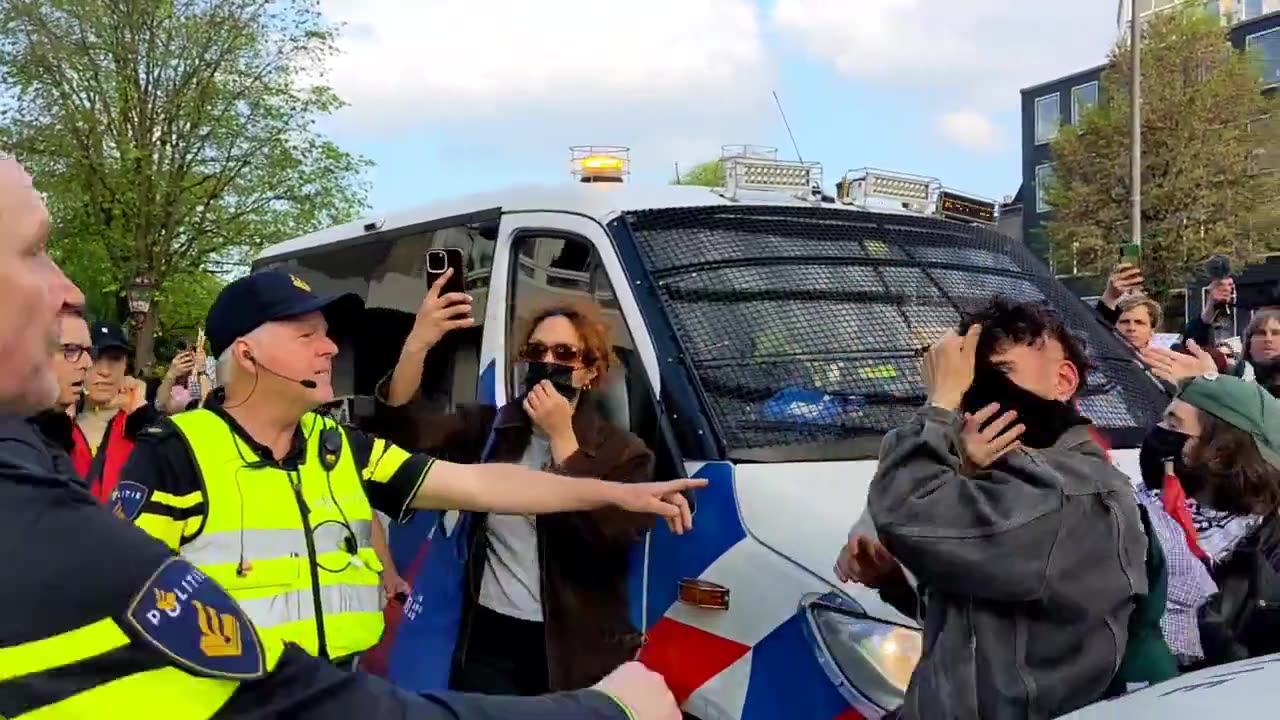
(411, 460, 706, 518)
(222, 645, 646, 720)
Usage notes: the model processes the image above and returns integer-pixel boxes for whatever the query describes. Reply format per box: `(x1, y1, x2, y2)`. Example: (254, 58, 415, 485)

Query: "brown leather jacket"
(369, 393, 655, 691)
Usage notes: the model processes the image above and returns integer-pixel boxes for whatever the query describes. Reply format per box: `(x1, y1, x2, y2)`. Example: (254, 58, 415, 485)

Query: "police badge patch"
(110, 481, 149, 521)
(125, 558, 267, 679)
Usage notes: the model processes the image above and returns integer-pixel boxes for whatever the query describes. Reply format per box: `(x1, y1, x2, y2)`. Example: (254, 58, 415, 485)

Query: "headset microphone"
(245, 352, 319, 389)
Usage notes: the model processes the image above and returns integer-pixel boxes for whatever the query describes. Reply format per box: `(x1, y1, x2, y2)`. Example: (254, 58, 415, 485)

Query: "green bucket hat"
(1178, 374, 1280, 471)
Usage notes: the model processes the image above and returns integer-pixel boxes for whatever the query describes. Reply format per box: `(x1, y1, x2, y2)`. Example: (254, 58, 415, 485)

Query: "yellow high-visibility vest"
(167, 410, 384, 660)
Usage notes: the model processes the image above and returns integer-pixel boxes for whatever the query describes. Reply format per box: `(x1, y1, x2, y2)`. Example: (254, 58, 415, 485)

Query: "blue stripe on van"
(628, 461, 746, 630)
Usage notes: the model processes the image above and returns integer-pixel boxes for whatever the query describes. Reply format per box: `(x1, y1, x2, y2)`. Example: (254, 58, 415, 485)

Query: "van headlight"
(801, 592, 922, 712)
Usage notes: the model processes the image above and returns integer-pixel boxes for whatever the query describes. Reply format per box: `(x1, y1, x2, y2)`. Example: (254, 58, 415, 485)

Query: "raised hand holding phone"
(407, 266, 474, 353)
(1101, 262, 1144, 309)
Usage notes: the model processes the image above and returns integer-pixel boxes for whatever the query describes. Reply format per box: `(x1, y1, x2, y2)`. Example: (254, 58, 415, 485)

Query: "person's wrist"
(599, 479, 627, 508)
(550, 425, 577, 447)
(403, 334, 436, 355)
(549, 429, 579, 464)
(593, 689, 636, 720)
(928, 393, 963, 411)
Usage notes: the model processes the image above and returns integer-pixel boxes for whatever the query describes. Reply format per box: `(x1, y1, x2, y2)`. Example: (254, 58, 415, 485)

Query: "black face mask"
(1139, 425, 1189, 488)
(1139, 424, 1208, 494)
(960, 367, 1086, 449)
(522, 361, 579, 403)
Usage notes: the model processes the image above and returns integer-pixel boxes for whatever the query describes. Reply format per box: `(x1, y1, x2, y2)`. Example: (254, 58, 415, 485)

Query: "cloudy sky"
(317, 0, 1123, 212)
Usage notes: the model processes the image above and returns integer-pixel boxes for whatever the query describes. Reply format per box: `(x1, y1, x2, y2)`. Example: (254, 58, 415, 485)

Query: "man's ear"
(233, 339, 256, 372)
(1056, 360, 1081, 402)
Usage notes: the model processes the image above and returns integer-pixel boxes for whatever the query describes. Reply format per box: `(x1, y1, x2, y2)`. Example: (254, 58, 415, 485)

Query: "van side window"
(508, 234, 641, 435)
(272, 217, 496, 411)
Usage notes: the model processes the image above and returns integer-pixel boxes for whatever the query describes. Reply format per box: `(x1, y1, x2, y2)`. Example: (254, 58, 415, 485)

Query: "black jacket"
(1199, 514, 1280, 665)
(24, 410, 82, 483)
(0, 415, 629, 720)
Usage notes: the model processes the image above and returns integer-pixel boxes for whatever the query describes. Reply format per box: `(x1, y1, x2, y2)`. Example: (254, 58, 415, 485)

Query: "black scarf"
(960, 367, 1088, 449)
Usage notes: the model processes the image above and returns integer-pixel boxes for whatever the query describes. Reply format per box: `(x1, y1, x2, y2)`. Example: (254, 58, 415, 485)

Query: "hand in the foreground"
(612, 478, 706, 534)
(1142, 340, 1217, 385)
(960, 402, 1024, 473)
(593, 662, 681, 720)
(834, 531, 902, 589)
(923, 324, 982, 411)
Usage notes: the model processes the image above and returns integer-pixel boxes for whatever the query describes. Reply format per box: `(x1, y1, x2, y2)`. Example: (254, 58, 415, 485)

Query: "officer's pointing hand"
(593, 662, 681, 720)
(612, 478, 706, 533)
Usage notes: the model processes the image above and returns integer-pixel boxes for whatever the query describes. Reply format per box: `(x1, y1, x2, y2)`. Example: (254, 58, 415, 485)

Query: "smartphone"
(1119, 242, 1141, 265)
(425, 248, 467, 298)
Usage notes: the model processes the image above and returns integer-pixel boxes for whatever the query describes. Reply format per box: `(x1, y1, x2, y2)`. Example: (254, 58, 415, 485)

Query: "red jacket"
(71, 409, 148, 503)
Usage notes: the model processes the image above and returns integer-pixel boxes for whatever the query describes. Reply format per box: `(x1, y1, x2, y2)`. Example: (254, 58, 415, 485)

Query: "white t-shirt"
(478, 434, 552, 622)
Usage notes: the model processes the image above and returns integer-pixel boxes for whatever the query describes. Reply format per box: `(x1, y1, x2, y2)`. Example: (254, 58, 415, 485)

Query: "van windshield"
(619, 205, 1166, 462)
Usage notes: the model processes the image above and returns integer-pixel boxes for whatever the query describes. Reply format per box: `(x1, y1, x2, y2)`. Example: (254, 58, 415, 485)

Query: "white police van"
(254, 148, 1167, 719)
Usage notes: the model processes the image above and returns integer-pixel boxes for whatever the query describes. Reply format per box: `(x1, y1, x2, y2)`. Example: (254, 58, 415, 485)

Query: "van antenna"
(773, 90, 803, 162)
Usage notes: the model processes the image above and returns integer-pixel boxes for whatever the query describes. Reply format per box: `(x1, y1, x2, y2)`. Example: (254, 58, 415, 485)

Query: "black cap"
(90, 320, 130, 355)
(206, 270, 363, 358)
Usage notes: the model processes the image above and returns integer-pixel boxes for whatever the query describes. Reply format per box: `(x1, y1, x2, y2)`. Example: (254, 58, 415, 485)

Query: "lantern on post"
(127, 273, 155, 328)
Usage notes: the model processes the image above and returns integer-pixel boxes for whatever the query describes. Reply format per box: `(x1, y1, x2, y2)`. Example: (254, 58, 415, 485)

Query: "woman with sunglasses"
(373, 270, 660, 697)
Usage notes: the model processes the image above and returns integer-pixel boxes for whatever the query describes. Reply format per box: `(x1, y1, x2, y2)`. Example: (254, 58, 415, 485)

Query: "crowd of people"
(837, 268, 1280, 718)
(6, 136, 1280, 720)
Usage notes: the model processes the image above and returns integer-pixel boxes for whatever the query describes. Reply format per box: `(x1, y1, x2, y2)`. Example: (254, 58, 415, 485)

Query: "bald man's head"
(0, 158, 81, 415)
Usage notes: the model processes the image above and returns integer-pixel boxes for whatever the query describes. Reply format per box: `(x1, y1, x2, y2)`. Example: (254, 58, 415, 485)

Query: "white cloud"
(936, 109, 1000, 151)
(772, 0, 1119, 120)
(319, 0, 771, 128)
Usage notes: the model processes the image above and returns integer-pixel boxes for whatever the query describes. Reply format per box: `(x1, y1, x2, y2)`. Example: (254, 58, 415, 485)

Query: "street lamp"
(127, 273, 155, 328)
(1130, 0, 1142, 251)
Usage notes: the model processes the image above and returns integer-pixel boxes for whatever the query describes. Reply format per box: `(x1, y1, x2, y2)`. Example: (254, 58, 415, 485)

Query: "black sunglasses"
(519, 341, 590, 365)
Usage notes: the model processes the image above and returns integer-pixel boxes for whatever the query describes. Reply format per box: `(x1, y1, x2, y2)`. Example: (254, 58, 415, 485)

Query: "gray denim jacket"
(869, 406, 1148, 720)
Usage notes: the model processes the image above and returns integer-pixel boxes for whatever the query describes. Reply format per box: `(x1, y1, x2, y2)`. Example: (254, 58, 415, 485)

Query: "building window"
(1034, 94, 1060, 144)
(1248, 27, 1280, 87)
(1071, 82, 1099, 122)
(1244, 0, 1265, 21)
(1035, 163, 1056, 212)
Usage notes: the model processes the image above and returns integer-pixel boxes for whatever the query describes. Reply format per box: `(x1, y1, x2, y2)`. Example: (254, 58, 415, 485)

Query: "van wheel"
(683, 714, 704, 720)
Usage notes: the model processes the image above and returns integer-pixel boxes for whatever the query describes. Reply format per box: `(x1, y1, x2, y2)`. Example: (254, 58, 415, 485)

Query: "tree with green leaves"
(1044, 7, 1280, 299)
(0, 0, 370, 367)
(673, 160, 725, 187)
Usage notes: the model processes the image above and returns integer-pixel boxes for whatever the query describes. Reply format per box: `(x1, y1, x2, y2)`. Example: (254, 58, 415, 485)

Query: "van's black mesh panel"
(620, 205, 1167, 457)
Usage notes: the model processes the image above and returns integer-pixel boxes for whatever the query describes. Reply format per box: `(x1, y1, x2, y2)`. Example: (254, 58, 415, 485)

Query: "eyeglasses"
(59, 344, 92, 362)
(519, 341, 587, 365)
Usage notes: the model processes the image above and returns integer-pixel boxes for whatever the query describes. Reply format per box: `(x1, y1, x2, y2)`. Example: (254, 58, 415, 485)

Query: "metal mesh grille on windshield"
(620, 205, 1166, 458)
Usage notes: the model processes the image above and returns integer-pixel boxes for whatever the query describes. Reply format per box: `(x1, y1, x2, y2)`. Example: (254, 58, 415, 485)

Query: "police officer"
(0, 155, 683, 720)
(117, 269, 700, 668)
